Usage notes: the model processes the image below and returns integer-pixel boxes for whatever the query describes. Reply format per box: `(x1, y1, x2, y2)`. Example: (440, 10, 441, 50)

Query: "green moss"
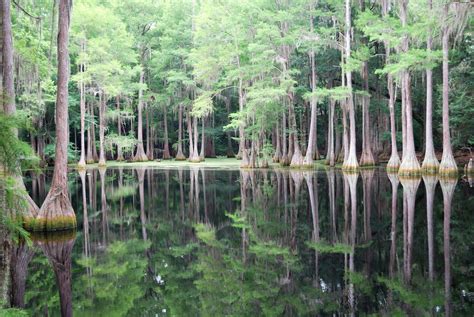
(24, 215, 77, 232)
(386, 166, 399, 173)
(421, 166, 439, 174)
(438, 167, 459, 177)
(397, 167, 422, 177)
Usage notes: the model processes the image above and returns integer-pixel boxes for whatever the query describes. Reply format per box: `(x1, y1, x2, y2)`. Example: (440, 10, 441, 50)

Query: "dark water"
(10, 167, 474, 315)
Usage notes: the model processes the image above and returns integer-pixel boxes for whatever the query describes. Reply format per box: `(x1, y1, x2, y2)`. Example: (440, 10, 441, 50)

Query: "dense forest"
(1, 0, 472, 171)
(0, 1, 473, 315)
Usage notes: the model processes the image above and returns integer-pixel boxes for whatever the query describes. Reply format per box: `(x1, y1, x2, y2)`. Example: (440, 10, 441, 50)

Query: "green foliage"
(0, 114, 38, 173)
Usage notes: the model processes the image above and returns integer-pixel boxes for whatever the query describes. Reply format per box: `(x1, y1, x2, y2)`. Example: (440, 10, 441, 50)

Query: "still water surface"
(12, 167, 474, 315)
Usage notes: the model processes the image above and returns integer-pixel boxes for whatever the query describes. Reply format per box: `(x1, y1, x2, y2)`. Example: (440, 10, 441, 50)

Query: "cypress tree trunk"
(77, 40, 86, 168)
(304, 5, 318, 166)
(236, 76, 245, 159)
(116, 96, 124, 161)
(199, 117, 205, 161)
(358, 0, 375, 167)
(273, 120, 281, 162)
(342, 0, 358, 171)
(290, 95, 304, 167)
(422, 0, 439, 172)
(29, 0, 75, 231)
(224, 95, 235, 158)
(134, 69, 148, 161)
(91, 103, 99, 162)
(186, 109, 193, 159)
(175, 103, 186, 160)
(98, 92, 106, 167)
(162, 104, 171, 160)
(398, 0, 421, 176)
(325, 98, 336, 166)
(189, 116, 200, 162)
(439, 5, 457, 176)
(280, 111, 289, 166)
(86, 103, 93, 163)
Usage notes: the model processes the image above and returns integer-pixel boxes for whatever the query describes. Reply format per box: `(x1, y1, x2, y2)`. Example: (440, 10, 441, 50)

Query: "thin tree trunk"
(359, 0, 375, 167)
(273, 120, 281, 162)
(326, 98, 336, 166)
(163, 108, 171, 160)
(304, 5, 318, 166)
(116, 96, 124, 161)
(422, 1, 439, 172)
(199, 116, 205, 160)
(398, 0, 421, 176)
(134, 69, 148, 161)
(342, 0, 358, 170)
(225, 95, 235, 158)
(86, 102, 94, 163)
(190, 115, 200, 162)
(78, 39, 86, 168)
(175, 103, 186, 160)
(439, 5, 457, 175)
(98, 92, 106, 166)
(236, 77, 245, 159)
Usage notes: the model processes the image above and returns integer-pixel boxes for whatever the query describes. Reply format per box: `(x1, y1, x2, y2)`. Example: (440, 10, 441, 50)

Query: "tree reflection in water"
(8, 167, 473, 315)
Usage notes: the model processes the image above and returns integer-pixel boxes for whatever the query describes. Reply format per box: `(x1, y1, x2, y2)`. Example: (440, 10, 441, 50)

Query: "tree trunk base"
(133, 144, 149, 162)
(25, 187, 76, 232)
(359, 152, 376, 167)
(302, 153, 314, 167)
(77, 160, 86, 170)
(280, 154, 290, 166)
(421, 156, 440, 174)
(342, 153, 359, 171)
(386, 154, 401, 172)
(162, 151, 171, 160)
(175, 152, 187, 161)
(290, 148, 304, 168)
(240, 149, 251, 168)
(98, 159, 107, 167)
(439, 153, 458, 177)
(188, 153, 201, 163)
(398, 153, 421, 177)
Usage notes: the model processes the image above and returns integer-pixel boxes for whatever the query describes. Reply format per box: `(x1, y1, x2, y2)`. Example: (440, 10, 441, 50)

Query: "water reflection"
(8, 168, 474, 315)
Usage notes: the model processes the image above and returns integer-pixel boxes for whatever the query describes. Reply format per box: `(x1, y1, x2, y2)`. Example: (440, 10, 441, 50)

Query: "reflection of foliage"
(306, 241, 352, 254)
(74, 239, 151, 316)
(24, 254, 57, 315)
(0, 308, 29, 316)
(377, 276, 444, 314)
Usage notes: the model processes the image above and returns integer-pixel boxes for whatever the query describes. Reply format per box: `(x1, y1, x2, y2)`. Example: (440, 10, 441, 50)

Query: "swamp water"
(7, 167, 474, 315)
